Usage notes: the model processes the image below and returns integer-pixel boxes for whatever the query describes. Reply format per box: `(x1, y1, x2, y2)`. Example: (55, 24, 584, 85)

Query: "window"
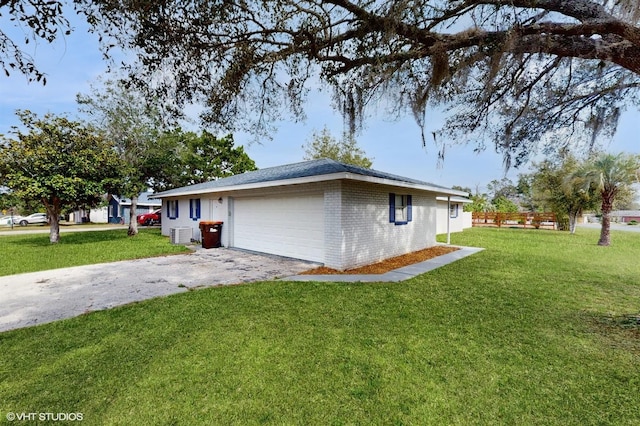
(450, 203, 459, 218)
(389, 193, 412, 225)
(189, 198, 201, 220)
(167, 200, 179, 219)
(395, 194, 408, 221)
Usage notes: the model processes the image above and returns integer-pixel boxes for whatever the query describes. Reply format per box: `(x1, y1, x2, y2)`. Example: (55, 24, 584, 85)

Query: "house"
(583, 210, 640, 224)
(613, 210, 640, 223)
(436, 196, 473, 234)
(87, 192, 162, 224)
(152, 159, 468, 270)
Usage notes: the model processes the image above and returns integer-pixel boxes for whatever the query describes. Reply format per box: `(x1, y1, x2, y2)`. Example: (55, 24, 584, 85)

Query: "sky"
(1, 13, 639, 195)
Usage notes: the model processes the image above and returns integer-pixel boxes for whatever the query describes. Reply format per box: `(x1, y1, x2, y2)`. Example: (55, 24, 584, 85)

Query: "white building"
(152, 159, 468, 270)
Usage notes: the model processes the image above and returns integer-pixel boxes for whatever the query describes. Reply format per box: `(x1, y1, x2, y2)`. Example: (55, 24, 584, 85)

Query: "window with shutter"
(389, 193, 412, 225)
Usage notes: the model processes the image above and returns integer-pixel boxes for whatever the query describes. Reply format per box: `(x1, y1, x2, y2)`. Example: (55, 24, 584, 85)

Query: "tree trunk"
(598, 194, 614, 246)
(43, 198, 61, 244)
(568, 211, 577, 234)
(128, 194, 139, 236)
(49, 214, 60, 244)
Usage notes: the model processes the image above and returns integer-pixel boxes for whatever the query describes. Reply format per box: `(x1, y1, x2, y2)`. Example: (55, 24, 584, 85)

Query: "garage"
(232, 193, 325, 263)
(153, 159, 468, 270)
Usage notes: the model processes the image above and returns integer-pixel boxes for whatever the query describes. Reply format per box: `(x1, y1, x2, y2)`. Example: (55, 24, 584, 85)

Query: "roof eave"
(436, 196, 472, 203)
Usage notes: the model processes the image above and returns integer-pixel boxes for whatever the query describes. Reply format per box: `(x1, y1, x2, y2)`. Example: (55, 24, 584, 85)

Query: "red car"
(137, 209, 162, 226)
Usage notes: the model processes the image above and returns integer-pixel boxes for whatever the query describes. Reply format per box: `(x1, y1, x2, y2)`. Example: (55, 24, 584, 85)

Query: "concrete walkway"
(282, 246, 484, 282)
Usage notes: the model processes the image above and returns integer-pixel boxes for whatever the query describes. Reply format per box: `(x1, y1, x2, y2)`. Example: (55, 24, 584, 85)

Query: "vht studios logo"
(6, 412, 84, 422)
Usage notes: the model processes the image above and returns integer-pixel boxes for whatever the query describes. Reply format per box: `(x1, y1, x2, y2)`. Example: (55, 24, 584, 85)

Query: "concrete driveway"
(0, 248, 316, 333)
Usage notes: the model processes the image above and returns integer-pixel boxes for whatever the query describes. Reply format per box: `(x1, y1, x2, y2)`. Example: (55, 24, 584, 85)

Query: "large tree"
(303, 127, 373, 168)
(5, 2, 640, 164)
(0, 111, 121, 243)
(529, 155, 599, 233)
(77, 79, 173, 236)
(157, 130, 257, 190)
(583, 152, 640, 246)
(73, 0, 640, 165)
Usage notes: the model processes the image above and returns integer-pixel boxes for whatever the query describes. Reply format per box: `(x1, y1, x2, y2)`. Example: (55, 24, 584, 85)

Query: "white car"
(18, 213, 49, 226)
(0, 215, 22, 226)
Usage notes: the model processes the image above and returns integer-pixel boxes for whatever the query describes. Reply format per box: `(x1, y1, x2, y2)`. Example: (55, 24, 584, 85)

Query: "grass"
(0, 227, 639, 424)
(0, 229, 189, 276)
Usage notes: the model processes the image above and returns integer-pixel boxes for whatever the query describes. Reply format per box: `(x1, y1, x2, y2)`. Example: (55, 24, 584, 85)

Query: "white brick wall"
(161, 197, 211, 242)
(323, 181, 343, 269)
(325, 181, 437, 270)
(161, 180, 440, 269)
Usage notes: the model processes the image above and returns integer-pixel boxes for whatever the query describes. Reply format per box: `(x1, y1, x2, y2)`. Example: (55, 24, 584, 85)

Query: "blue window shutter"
(389, 193, 396, 223)
(189, 198, 200, 220)
(407, 195, 412, 222)
(175, 201, 179, 218)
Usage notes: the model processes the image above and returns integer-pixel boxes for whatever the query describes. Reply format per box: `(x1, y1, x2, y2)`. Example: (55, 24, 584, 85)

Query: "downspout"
(447, 196, 451, 245)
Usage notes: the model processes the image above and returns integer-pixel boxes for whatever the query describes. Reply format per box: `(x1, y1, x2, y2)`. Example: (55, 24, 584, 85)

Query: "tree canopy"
(4, 1, 640, 166)
(76, 0, 640, 166)
(0, 110, 121, 243)
(158, 130, 257, 190)
(77, 79, 173, 236)
(527, 154, 599, 233)
(77, 80, 257, 233)
(303, 127, 373, 168)
(0, 0, 69, 83)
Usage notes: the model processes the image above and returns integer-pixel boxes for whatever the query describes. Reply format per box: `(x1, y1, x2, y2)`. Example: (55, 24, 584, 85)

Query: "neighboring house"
(152, 159, 468, 270)
(612, 210, 640, 223)
(436, 196, 473, 234)
(583, 210, 640, 224)
(87, 192, 162, 224)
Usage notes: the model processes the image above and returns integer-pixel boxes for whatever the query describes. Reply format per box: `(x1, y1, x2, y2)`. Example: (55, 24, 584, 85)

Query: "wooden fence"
(472, 212, 557, 229)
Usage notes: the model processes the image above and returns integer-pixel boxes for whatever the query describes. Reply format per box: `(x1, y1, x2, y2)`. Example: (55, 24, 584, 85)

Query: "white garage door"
(233, 194, 325, 263)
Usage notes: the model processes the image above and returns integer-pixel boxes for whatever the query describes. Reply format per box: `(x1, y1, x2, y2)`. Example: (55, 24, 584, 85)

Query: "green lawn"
(0, 229, 189, 276)
(0, 227, 638, 425)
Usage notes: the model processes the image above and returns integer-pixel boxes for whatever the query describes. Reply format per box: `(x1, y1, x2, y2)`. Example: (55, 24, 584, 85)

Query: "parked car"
(19, 213, 49, 226)
(0, 215, 22, 226)
(137, 209, 162, 226)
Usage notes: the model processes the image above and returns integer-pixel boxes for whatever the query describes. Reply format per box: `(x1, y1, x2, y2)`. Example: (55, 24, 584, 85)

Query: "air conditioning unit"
(170, 227, 192, 244)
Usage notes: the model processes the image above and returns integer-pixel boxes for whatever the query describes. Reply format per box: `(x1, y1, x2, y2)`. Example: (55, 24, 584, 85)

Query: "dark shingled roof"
(154, 158, 453, 197)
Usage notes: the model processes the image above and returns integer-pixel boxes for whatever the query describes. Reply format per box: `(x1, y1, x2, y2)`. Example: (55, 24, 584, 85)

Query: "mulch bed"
(300, 245, 460, 275)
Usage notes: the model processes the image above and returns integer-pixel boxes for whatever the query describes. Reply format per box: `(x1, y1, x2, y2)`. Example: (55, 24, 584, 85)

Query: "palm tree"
(584, 153, 640, 246)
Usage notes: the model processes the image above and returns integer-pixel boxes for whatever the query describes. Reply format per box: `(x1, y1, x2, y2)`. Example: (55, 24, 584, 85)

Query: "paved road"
(0, 247, 316, 333)
(0, 224, 129, 236)
(577, 223, 640, 233)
